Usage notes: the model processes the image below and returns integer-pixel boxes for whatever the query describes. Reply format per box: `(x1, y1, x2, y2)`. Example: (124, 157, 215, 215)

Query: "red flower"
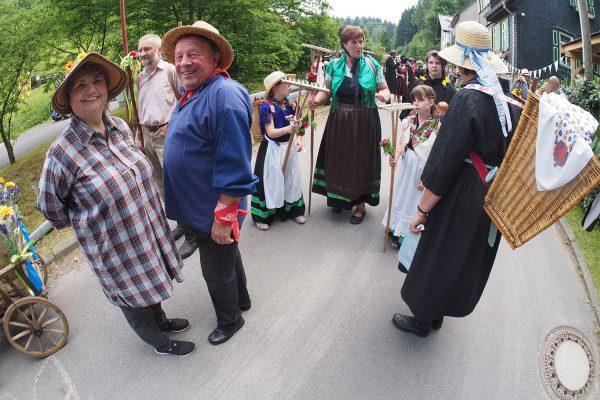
(306, 71, 317, 83)
(301, 120, 308, 128)
(130, 50, 138, 58)
(380, 139, 388, 147)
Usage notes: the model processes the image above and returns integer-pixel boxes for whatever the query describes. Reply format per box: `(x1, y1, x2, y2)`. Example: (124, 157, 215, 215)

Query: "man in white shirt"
(136, 33, 198, 259)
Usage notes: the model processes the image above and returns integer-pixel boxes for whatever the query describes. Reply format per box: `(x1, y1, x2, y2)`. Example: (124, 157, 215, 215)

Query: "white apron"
(262, 136, 303, 209)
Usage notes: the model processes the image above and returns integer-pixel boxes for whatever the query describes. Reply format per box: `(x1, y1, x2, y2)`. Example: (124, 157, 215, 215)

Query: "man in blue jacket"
(161, 21, 258, 345)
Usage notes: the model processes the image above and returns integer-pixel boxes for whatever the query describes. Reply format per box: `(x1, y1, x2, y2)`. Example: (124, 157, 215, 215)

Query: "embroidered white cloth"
(536, 93, 598, 191)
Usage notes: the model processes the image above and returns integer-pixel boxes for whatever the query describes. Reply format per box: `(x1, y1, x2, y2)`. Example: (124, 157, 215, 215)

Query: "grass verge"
(9, 86, 53, 139)
(564, 206, 600, 300)
(0, 139, 74, 265)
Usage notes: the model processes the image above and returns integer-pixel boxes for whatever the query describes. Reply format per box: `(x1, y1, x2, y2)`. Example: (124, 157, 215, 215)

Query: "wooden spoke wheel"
(3, 297, 69, 357)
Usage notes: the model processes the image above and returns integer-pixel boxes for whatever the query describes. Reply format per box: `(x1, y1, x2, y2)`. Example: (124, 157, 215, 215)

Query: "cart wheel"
(3, 297, 69, 357)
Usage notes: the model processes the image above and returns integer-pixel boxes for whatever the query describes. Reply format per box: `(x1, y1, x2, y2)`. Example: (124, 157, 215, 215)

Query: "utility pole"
(577, 0, 593, 79)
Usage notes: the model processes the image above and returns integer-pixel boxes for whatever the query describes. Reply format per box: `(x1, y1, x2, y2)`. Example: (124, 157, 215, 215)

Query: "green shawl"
(327, 53, 379, 112)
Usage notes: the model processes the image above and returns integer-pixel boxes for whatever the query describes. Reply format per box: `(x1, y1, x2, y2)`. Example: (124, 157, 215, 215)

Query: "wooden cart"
(0, 228, 69, 357)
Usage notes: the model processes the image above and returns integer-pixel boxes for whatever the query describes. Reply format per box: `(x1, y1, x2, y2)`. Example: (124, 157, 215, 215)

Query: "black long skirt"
(312, 104, 381, 209)
(400, 165, 502, 321)
(250, 138, 305, 224)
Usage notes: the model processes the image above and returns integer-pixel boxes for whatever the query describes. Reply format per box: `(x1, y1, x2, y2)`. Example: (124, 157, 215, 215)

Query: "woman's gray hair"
(139, 33, 161, 49)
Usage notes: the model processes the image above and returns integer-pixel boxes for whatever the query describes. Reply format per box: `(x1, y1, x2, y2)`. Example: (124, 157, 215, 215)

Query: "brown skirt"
(312, 104, 381, 209)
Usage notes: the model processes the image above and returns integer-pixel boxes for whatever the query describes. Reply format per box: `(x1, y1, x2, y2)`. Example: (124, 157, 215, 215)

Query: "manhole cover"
(540, 326, 596, 399)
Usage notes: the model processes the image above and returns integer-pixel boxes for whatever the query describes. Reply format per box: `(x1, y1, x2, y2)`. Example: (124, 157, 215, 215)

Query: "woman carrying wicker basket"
(392, 21, 521, 337)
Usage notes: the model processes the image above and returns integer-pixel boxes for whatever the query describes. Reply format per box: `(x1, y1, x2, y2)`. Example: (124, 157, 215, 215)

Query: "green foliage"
(564, 77, 600, 208)
(403, 0, 472, 58)
(395, 7, 417, 49)
(563, 77, 600, 118)
(0, 0, 48, 163)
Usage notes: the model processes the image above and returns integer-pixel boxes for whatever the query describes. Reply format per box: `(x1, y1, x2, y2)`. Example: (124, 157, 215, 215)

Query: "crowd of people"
(38, 18, 554, 356)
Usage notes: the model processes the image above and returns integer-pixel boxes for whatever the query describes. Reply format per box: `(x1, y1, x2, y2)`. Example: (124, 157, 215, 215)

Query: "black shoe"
(239, 303, 251, 312)
(161, 318, 190, 333)
(397, 262, 408, 274)
(431, 317, 444, 330)
(155, 340, 195, 356)
(178, 239, 198, 260)
(392, 314, 431, 337)
(171, 224, 185, 241)
(208, 317, 245, 345)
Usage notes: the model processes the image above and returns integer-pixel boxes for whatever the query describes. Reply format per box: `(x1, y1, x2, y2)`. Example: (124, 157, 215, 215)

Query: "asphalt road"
(0, 118, 70, 169)
(0, 109, 598, 399)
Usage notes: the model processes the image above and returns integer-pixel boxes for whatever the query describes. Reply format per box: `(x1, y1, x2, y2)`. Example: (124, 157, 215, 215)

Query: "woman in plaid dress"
(38, 53, 194, 357)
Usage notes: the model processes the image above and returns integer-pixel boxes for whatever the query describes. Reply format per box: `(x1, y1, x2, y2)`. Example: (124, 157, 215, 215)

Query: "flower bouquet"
(120, 50, 141, 127)
(380, 138, 395, 157)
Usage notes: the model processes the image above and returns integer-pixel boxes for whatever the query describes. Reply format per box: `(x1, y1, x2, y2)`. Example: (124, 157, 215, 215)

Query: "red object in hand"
(130, 50, 138, 58)
(214, 201, 249, 241)
(380, 138, 388, 147)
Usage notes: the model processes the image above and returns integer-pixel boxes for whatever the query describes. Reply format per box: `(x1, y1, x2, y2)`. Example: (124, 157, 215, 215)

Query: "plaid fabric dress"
(38, 115, 183, 308)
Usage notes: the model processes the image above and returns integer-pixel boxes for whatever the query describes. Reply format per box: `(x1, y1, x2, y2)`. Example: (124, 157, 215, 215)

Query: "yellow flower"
(419, 76, 427, 81)
(0, 177, 5, 184)
(76, 52, 87, 62)
(442, 76, 450, 87)
(5, 182, 15, 189)
(0, 206, 14, 218)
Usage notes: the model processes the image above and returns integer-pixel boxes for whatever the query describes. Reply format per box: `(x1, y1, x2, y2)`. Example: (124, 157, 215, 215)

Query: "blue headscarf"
(455, 40, 512, 137)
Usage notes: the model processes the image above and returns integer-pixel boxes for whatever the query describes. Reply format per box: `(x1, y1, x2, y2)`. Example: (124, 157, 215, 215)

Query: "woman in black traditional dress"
(308, 25, 390, 224)
(392, 21, 521, 337)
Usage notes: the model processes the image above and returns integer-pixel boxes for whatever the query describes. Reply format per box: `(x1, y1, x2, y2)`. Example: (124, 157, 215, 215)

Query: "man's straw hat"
(263, 71, 295, 98)
(520, 68, 531, 76)
(438, 21, 508, 74)
(161, 21, 233, 69)
(52, 52, 128, 115)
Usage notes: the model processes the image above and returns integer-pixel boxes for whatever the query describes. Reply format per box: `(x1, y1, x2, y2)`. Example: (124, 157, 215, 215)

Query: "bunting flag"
(504, 57, 566, 79)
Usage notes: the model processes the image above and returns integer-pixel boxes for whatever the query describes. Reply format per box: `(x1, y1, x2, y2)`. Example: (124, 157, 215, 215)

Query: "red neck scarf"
(179, 69, 231, 107)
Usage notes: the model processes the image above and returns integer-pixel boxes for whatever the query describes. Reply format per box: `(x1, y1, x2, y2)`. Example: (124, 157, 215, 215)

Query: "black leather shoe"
(208, 317, 245, 345)
(171, 224, 185, 241)
(239, 303, 251, 312)
(392, 314, 431, 337)
(431, 317, 444, 330)
(397, 262, 408, 274)
(178, 239, 198, 260)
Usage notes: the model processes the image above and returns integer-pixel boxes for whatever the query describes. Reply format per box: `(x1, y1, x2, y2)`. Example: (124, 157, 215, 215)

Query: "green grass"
(564, 206, 600, 300)
(9, 86, 53, 139)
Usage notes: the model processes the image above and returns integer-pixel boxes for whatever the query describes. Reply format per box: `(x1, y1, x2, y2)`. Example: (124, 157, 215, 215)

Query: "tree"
(395, 6, 417, 48)
(0, 0, 48, 164)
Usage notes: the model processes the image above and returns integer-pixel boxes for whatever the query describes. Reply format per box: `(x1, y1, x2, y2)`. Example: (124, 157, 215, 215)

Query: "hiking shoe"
(161, 318, 190, 333)
(155, 340, 195, 357)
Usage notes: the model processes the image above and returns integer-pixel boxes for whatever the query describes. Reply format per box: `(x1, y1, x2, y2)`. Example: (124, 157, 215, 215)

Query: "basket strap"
(467, 150, 491, 184)
(464, 84, 524, 108)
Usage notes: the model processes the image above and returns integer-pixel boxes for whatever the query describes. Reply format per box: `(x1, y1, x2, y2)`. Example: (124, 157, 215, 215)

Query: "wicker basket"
(251, 98, 264, 144)
(484, 92, 600, 249)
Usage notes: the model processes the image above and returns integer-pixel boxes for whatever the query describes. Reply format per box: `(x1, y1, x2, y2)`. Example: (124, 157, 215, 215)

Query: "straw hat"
(520, 68, 531, 76)
(161, 21, 233, 69)
(438, 21, 508, 74)
(263, 71, 295, 98)
(52, 52, 128, 115)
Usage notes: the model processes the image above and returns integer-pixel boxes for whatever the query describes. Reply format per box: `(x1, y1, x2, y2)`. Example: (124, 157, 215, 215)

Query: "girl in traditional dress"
(308, 25, 390, 224)
(251, 71, 306, 231)
(383, 85, 439, 250)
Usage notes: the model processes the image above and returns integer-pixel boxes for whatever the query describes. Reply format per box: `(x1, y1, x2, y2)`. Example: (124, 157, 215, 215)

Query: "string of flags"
(502, 56, 568, 78)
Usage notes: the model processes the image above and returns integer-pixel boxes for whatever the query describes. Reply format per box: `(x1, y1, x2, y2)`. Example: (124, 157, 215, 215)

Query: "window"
(479, 0, 491, 12)
(569, 0, 595, 19)
(552, 28, 574, 68)
(492, 17, 511, 52)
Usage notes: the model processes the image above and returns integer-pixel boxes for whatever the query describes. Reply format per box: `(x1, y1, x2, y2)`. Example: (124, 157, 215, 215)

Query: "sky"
(326, 0, 420, 24)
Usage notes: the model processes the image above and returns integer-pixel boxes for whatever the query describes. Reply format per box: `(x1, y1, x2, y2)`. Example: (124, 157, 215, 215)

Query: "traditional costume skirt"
(312, 104, 381, 209)
(251, 136, 305, 224)
(382, 148, 425, 238)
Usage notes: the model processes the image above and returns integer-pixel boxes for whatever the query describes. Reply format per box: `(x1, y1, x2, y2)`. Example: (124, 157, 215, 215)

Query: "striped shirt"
(38, 115, 184, 308)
